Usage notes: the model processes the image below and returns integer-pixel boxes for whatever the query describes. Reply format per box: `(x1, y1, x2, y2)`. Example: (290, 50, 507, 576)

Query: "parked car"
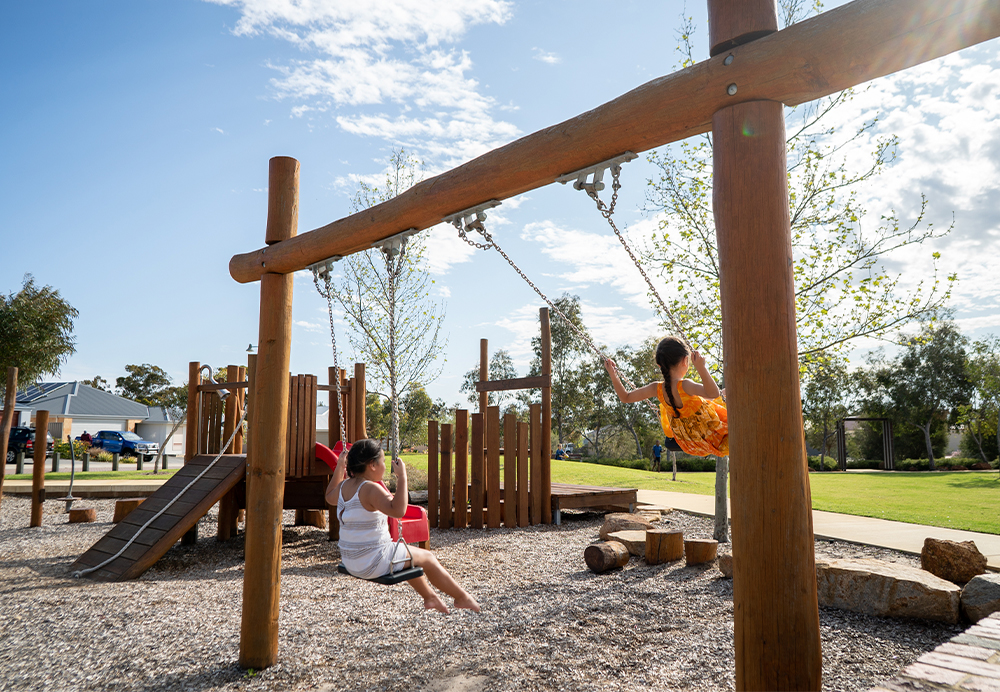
(85, 430, 159, 460)
(5, 427, 54, 464)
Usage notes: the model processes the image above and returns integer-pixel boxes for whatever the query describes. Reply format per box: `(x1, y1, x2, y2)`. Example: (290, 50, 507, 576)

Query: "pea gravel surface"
(0, 496, 962, 692)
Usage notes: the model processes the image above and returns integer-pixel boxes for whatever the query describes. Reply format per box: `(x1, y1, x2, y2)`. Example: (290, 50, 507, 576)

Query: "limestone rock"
(718, 552, 733, 579)
(921, 537, 988, 584)
(599, 513, 653, 541)
(961, 573, 1000, 623)
(816, 558, 960, 623)
(607, 530, 647, 556)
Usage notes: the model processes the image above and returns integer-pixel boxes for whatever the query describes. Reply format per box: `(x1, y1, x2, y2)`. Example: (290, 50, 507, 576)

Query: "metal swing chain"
(584, 164, 690, 343)
(313, 269, 348, 447)
(454, 215, 658, 414)
(385, 248, 402, 462)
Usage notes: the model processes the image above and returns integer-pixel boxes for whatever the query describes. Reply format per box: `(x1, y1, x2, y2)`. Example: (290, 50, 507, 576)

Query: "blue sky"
(3, 0, 999, 407)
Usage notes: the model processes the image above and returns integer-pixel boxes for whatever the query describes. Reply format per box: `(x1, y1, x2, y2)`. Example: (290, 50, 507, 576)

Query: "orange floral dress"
(657, 381, 729, 457)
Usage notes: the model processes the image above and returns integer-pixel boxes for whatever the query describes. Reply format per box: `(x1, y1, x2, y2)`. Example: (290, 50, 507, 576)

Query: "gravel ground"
(0, 496, 962, 692)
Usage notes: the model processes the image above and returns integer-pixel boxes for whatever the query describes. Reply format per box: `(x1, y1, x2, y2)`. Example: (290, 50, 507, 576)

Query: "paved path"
(638, 489, 1000, 571)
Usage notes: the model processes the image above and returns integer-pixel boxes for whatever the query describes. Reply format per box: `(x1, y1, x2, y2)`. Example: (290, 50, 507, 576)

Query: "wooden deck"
(548, 483, 637, 524)
(68, 454, 247, 581)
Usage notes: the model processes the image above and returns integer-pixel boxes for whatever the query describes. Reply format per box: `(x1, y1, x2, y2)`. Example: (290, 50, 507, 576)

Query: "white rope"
(73, 404, 250, 578)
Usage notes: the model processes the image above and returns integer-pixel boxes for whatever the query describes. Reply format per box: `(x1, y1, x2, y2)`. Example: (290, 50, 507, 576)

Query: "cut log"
(646, 528, 684, 564)
(69, 508, 97, 524)
(685, 538, 718, 566)
(585, 541, 630, 573)
(113, 498, 145, 523)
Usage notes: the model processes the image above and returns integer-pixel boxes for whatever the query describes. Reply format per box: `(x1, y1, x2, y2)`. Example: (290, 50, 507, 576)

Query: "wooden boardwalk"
(68, 454, 246, 581)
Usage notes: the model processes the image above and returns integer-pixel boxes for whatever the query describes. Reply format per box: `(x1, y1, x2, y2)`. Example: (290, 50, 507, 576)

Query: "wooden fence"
(428, 403, 549, 529)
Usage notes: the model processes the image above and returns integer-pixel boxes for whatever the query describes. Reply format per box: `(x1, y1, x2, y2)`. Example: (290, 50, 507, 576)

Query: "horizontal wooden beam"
(229, 0, 999, 283)
(197, 382, 248, 392)
(316, 383, 351, 394)
(475, 375, 551, 393)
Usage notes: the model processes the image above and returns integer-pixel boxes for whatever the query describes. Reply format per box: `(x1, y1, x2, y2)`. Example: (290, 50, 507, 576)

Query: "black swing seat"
(663, 436, 684, 453)
(337, 563, 424, 586)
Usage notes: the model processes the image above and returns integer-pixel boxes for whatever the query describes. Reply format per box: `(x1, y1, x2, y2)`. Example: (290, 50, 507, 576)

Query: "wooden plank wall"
(427, 405, 542, 530)
(285, 374, 318, 479)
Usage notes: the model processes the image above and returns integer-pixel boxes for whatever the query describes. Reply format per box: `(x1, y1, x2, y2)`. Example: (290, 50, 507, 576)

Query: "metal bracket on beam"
(443, 200, 502, 235)
(372, 228, 420, 259)
(307, 255, 343, 280)
(556, 152, 638, 193)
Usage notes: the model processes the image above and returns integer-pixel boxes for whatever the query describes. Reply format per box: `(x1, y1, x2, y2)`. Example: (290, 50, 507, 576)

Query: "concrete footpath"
(3, 477, 998, 570)
(638, 489, 1000, 571)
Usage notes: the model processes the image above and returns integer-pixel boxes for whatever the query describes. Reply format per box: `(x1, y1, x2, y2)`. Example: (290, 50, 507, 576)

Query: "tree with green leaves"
(527, 294, 592, 446)
(328, 149, 447, 453)
(81, 375, 111, 392)
(860, 318, 969, 469)
(0, 274, 78, 396)
(801, 355, 851, 468)
(115, 363, 188, 474)
(641, 1, 954, 368)
(959, 335, 1000, 464)
(604, 342, 660, 458)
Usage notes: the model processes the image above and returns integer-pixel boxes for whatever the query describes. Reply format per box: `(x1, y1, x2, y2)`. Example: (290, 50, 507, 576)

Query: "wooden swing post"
(709, 1, 821, 689)
(239, 156, 297, 670)
(0, 366, 17, 514)
(30, 410, 49, 527)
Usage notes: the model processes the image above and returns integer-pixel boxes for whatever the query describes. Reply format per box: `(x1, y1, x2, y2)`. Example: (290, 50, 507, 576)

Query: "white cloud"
(532, 47, 560, 64)
(205, 0, 520, 167)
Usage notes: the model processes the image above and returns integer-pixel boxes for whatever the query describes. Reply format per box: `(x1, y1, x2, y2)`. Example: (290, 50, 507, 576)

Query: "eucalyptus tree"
(960, 335, 1000, 464)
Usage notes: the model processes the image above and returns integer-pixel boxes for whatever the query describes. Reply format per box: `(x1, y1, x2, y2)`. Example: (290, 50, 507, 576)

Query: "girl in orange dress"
(605, 336, 728, 457)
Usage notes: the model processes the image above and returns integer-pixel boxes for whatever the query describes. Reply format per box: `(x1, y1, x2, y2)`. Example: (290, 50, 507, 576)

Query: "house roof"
(17, 382, 149, 419)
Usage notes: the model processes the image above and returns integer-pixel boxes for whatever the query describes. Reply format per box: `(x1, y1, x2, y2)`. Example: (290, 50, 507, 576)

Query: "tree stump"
(585, 541, 630, 573)
(68, 508, 97, 523)
(113, 498, 145, 523)
(685, 538, 718, 566)
(646, 528, 684, 564)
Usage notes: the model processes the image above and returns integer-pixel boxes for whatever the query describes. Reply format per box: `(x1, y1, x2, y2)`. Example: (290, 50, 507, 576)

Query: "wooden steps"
(68, 454, 247, 581)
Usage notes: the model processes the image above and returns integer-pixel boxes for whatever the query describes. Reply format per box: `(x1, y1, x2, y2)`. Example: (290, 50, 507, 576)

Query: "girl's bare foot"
(424, 595, 449, 614)
(453, 594, 481, 613)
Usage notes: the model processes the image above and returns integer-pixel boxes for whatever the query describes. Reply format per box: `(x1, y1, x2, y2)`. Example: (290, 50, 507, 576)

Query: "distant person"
(554, 446, 567, 460)
(80, 431, 92, 444)
(652, 442, 662, 472)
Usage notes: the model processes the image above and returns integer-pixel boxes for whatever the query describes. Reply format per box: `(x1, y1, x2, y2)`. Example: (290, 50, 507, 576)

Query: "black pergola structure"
(836, 417, 895, 471)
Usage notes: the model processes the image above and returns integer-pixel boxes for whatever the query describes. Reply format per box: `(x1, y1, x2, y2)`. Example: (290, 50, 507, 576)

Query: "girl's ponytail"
(655, 336, 691, 416)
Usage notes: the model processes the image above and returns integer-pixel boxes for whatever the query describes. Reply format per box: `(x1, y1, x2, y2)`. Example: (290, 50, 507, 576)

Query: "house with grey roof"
(13, 383, 186, 457)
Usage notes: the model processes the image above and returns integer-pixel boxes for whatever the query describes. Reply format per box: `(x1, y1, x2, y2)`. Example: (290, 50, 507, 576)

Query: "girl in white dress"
(327, 439, 480, 614)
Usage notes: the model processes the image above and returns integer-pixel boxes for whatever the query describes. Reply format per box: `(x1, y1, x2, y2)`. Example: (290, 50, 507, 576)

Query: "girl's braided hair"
(655, 336, 691, 416)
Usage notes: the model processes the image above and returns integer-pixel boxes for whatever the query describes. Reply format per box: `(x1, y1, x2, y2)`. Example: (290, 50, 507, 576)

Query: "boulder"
(921, 537, 988, 584)
(961, 573, 1000, 623)
(816, 558, 960, 624)
(599, 513, 653, 541)
(607, 530, 647, 557)
(718, 552, 733, 579)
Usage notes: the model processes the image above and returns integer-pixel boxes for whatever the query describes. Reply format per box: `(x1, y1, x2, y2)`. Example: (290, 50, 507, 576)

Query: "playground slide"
(68, 454, 247, 581)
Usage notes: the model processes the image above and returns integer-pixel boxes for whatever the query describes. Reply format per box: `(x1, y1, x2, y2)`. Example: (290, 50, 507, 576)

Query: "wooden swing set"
(229, 0, 1000, 689)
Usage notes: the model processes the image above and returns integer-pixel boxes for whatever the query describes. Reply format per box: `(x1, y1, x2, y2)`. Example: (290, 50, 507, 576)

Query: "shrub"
(808, 456, 839, 471)
(846, 458, 882, 470)
(54, 440, 88, 458)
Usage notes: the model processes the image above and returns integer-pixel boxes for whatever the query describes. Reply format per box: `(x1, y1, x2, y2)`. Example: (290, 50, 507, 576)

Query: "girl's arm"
(359, 458, 409, 519)
(681, 351, 721, 399)
(604, 358, 659, 403)
(324, 455, 349, 507)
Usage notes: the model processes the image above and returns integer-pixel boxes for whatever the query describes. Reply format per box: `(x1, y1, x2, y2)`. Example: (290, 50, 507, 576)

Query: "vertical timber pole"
(0, 366, 18, 513)
(239, 156, 298, 670)
(540, 308, 552, 523)
(30, 410, 50, 527)
(185, 362, 200, 462)
(708, 2, 821, 690)
(479, 339, 489, 416)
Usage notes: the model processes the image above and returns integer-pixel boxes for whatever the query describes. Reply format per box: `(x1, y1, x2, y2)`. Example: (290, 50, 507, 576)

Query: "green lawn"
(401, 454, 1000, 535)
(4, 469, 179, 481)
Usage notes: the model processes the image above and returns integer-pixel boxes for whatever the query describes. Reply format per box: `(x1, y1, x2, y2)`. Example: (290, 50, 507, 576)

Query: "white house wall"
(71, 420, 128, 438)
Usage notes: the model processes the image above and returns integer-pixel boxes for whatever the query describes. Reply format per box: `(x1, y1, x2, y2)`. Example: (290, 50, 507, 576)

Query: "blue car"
(86, 430, 160, 460)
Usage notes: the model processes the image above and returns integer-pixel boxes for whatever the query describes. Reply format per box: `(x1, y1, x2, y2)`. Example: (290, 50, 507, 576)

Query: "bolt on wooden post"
(239, 156, 297, 670)
(708, 0, 822, 688)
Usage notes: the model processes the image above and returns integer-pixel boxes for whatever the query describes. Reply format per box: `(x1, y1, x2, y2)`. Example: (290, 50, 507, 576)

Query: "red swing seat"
(315, 441, 430, 546)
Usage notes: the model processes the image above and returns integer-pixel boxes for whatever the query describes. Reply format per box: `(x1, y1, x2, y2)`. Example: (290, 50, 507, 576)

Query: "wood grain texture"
(453, 410, 468, 529)
(30, 410, 49, 527)
(240, 156, 296, 671)
(229, 0, 999, 283)
(439, 424, 453, 530)
(0, 367, 19, 510)
(713, 99, 821, 692)
(185, 362, 200, 461)
(470, 412, 484, 530)
(486, 406, 501, 529)
(427, 420, 439, 528)
(540, 308, 552, 524)
(529, 403, 541, 525)
(503, 413, 516, 528)
(516, 422, 529, 528)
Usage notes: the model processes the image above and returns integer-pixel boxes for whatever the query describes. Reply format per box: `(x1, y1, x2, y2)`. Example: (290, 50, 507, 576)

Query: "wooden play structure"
(222, 0, 1000, 687)
(427, 307, 637, 530)
(69, 359, 371, 580)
